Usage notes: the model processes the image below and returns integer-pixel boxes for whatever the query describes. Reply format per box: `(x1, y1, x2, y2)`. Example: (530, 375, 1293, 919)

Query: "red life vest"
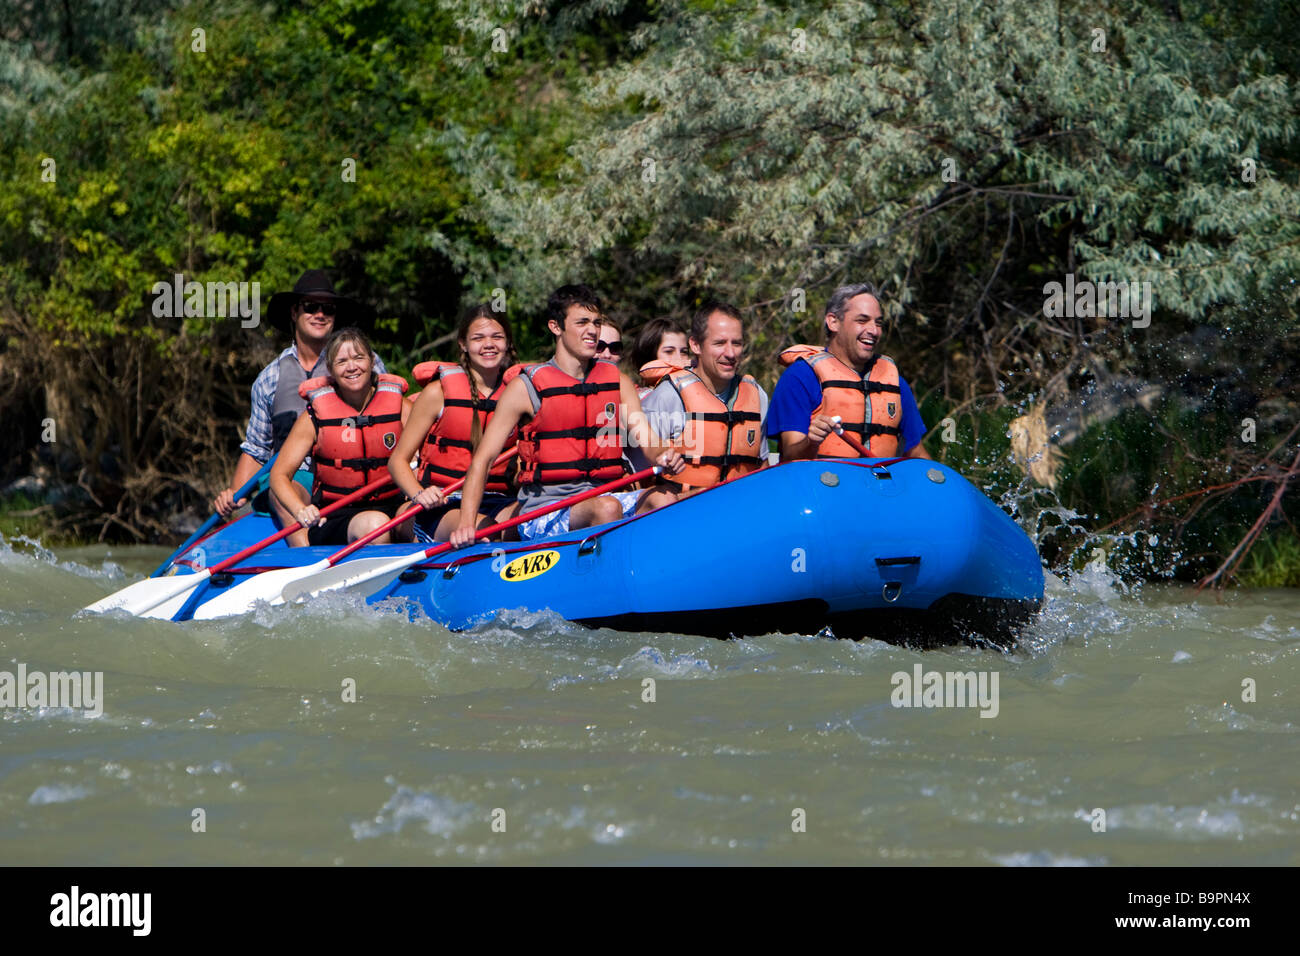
(644, 364, 765, 489)
(411, 361, 521, 493)
(517, 359, 626, 484)
(779, 345, 902, 457)
(299, 372, 408, 502)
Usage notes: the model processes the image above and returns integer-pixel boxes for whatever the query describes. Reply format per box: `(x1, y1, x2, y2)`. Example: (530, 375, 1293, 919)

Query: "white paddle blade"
(189, 560, 330, 620)
(138, 585, 203, 621)
(278, 553, 422, 604)
(83, 570, 210, 616)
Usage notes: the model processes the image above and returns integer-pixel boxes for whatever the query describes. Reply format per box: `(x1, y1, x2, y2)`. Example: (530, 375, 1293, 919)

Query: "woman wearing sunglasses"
(595, 317, 625, 366)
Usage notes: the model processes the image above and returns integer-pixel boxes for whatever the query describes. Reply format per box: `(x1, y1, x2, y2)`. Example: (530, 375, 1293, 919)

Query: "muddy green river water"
(1, 536, 1297, 865)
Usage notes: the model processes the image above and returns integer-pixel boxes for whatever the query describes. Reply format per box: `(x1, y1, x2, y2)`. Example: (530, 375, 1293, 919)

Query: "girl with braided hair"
(388, 305, 524, 541)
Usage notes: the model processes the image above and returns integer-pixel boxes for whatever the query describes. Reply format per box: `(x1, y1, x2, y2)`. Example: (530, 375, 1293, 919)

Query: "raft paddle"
(190, 464, 659, 620)
(84, 474, 395, 616)
(148, 455, 276, 577)
(91, 447, 520, 619)
(188, 442, 520, 614)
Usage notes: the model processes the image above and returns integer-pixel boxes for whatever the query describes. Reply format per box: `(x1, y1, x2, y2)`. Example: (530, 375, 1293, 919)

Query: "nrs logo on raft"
(500, 550, 560, 582)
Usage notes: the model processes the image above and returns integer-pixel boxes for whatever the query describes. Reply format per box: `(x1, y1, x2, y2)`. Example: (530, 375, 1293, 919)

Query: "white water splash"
(28, 784, 90, 805)
(350, 778, 478, 840)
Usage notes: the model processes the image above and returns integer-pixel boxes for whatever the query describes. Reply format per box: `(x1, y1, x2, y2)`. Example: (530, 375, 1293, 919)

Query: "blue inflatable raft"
(162, 458, 1043, 645)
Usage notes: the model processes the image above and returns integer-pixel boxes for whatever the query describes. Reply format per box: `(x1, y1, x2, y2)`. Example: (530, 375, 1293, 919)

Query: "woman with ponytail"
(388, 305, 523, 541)
(630, 317, 689, 399)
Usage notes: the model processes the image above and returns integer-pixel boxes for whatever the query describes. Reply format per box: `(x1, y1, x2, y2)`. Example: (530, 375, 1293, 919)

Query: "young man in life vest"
(272, 327, 411, 547)
(631, 301, 769, 494)
(768, 282, 932, 461)
(449, 284, 685, 547)
(212, 270, 386, 523)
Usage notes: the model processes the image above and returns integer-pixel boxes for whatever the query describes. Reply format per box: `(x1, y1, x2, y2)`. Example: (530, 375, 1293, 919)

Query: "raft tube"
(167, 459, 1044, 646)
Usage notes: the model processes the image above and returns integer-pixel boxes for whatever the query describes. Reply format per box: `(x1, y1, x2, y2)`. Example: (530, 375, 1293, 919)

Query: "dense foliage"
(1, 0, 1296, 583)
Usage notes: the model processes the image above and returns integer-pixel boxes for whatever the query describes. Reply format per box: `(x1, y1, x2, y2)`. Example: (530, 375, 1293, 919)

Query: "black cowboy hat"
(267, 269, 374, 331)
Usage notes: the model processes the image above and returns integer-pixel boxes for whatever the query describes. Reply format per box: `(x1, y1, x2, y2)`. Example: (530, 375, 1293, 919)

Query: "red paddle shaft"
(199, 474, 394, 575)
(321, 446, 520, 567)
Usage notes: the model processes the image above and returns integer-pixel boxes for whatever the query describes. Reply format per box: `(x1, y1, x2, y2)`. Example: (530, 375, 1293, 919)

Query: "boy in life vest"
(630, 301, 769, 493)
(767, 282, 932, 461)
(212, 270, 386, 523)
(449, 284, 685, 546)
(271, 327, 412, 547)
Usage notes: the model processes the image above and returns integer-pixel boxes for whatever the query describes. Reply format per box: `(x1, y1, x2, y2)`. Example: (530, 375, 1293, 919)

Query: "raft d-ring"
(578, 537, 599, 556)
(441, 563, 462, 581)
(882, 581, 902, 603)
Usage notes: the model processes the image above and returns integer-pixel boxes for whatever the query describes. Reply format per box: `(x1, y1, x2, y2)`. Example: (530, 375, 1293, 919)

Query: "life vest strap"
(311, 411, 403, 429)
(531, 458, 628, 476)
(420, 461, 466, 480)
(818, 378, 902, 396)
(314, 454, 394, 471)
(686, 410, 763, 426)
(536, 381, 620, 399)
(315, 479, 398, 500)
(686, 453, 765, 467)
(442, 397, 498, 412)
(435, 436, 475, 451)
(420, 460, 511, 486)
(531, 425, 608, 441)
(841, 422, 903, 438)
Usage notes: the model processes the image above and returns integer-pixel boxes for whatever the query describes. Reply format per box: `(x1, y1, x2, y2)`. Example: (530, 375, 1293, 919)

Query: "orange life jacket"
(643, 363, 764, 489)
(636, 359, 669, 402)
(779, 345, 902, 457)
(517, 359, 626, 485)
(638, 359, 678, 387)
(300, 372, 408, 502)
(411, 361, 521, 493)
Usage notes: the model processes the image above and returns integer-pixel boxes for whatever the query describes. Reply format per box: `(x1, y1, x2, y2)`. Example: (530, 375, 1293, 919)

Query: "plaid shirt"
(240, 344, 387, 463)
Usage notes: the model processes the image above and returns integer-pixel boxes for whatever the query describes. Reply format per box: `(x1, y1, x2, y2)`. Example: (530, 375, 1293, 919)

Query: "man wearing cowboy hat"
(213, 269, 385, 519)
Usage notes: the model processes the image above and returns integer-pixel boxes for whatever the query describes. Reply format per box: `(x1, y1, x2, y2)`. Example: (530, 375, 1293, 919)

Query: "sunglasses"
(596, 339, 623, 356)
(299, 300, 338, 316)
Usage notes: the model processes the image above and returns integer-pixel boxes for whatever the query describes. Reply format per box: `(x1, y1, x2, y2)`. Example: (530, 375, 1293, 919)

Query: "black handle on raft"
(875, 556, 921, 567)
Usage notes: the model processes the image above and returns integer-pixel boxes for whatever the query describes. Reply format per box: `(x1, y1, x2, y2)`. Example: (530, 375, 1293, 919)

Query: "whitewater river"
(1, 535, 1297, 865)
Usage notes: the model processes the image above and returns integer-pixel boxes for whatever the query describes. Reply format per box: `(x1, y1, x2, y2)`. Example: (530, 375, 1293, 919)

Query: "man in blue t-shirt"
(768, 282, 931, 461)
